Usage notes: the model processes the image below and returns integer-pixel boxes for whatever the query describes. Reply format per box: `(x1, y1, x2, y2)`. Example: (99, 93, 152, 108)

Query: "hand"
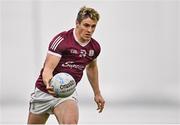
(46, 82, 56, 97)
(94, 94, 105, 113)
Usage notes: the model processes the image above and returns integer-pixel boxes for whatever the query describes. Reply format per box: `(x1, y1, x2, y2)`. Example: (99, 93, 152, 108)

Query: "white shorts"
(29, 87, 78, 114)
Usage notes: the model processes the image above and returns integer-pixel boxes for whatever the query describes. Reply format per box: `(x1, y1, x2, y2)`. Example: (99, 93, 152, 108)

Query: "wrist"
(94, 91, 101, 96)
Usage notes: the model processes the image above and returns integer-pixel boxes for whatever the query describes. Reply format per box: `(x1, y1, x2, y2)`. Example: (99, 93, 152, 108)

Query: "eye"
(92, 25, 96, 28)
(83, 23, 90, 27)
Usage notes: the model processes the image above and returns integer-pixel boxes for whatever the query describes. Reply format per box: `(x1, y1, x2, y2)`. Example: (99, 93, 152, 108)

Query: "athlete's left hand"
(94, 94, 105, 113)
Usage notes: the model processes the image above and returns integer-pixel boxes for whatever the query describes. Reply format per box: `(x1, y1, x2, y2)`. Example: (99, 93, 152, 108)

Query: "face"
(76, 17, 97, 42)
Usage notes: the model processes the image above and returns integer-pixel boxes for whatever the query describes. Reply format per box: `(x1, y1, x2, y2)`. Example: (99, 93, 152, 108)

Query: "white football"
(50, 72, 76, 98)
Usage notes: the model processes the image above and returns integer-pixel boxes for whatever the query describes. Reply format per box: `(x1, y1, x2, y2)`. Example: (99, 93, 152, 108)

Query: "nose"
(87, 27, 93, 33)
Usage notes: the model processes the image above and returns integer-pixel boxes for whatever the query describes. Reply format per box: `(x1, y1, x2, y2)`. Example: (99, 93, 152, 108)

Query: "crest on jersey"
(79, 49, 87, 57)
(88, 50, 94, 57)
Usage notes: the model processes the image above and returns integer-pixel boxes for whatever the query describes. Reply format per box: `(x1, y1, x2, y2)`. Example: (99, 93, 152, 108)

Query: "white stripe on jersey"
(50, 36, 61, 50)
(47, 50, 62, 58)
(50, 36, 64, 51)
(53, 38, 63, 51)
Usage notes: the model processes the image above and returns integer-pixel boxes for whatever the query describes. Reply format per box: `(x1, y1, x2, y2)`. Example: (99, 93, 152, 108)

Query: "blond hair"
(76, 6, 100, 23)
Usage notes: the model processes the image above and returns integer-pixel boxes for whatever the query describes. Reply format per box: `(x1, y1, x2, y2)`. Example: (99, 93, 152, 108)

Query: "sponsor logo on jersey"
(62, 61, 84, 70)
(70, 49, 78, 54)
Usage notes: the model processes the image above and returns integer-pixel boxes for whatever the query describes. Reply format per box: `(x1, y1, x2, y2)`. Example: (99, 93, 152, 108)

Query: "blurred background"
(0, 0, 180, 124)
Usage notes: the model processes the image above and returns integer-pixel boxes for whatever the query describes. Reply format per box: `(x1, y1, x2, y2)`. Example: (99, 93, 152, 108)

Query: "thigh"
(53, 100, 79, 124)
(27, 112, 49, 124)
(29, 87, 55, 114)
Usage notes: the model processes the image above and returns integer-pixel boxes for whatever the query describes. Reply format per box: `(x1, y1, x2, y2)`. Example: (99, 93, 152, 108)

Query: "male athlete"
(27, 6, 105, 124)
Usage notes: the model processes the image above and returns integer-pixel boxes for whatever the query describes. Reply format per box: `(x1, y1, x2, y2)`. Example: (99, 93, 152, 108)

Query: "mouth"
(85, 34, 91, 37)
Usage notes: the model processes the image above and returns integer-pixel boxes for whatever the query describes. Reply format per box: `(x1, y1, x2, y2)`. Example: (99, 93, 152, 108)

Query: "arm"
(42, 53, 61, 96)
(86, 59, 105, 113)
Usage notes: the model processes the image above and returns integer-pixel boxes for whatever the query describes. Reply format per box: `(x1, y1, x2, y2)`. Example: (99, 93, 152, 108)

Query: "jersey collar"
(73, 28, 90, 47)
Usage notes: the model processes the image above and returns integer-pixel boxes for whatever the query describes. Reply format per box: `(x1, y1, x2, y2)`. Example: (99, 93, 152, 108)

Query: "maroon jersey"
(35, 28, 101, 93)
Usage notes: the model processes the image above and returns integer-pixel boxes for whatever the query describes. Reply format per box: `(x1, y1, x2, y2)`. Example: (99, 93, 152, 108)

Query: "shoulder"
(48, 29, 73, 53)
(91, 38, 101, 51)
(90, 38, 101, 58)
(50, 29, 73, 45)
(52, 29, 72, 41)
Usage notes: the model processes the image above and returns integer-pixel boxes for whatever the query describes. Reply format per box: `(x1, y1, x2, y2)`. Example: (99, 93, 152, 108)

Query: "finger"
(98, 101, 105, 113)
(97, 104, 102, 113)
(46, 84, 54, 92)
(101, 101, 105, 108)
(99, 105, 104, 113)
(47, 88, 55, 93)
(97, 107, 100, 110)
(46, 84, 53, 89)
(96, 102, 101, 110)
(46, 85, 56, 96)
(46, 86, 54, 91)
(47, 89, 55, 94)
(47, 90, 56, 96)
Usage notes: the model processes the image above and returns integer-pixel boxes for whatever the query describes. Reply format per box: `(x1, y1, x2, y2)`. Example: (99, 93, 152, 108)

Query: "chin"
(85, 37, 91, 41)
(82, 38, 90, 42)
(85, 39, 91, 42)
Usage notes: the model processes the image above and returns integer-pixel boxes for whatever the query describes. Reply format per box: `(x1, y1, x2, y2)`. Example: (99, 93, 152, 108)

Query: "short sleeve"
(47, 32, 66, 57)
(94, 41, 101, 59)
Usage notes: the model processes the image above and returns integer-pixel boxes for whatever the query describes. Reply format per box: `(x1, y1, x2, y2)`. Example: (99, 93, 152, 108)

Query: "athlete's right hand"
(46, 83, 56, 97)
